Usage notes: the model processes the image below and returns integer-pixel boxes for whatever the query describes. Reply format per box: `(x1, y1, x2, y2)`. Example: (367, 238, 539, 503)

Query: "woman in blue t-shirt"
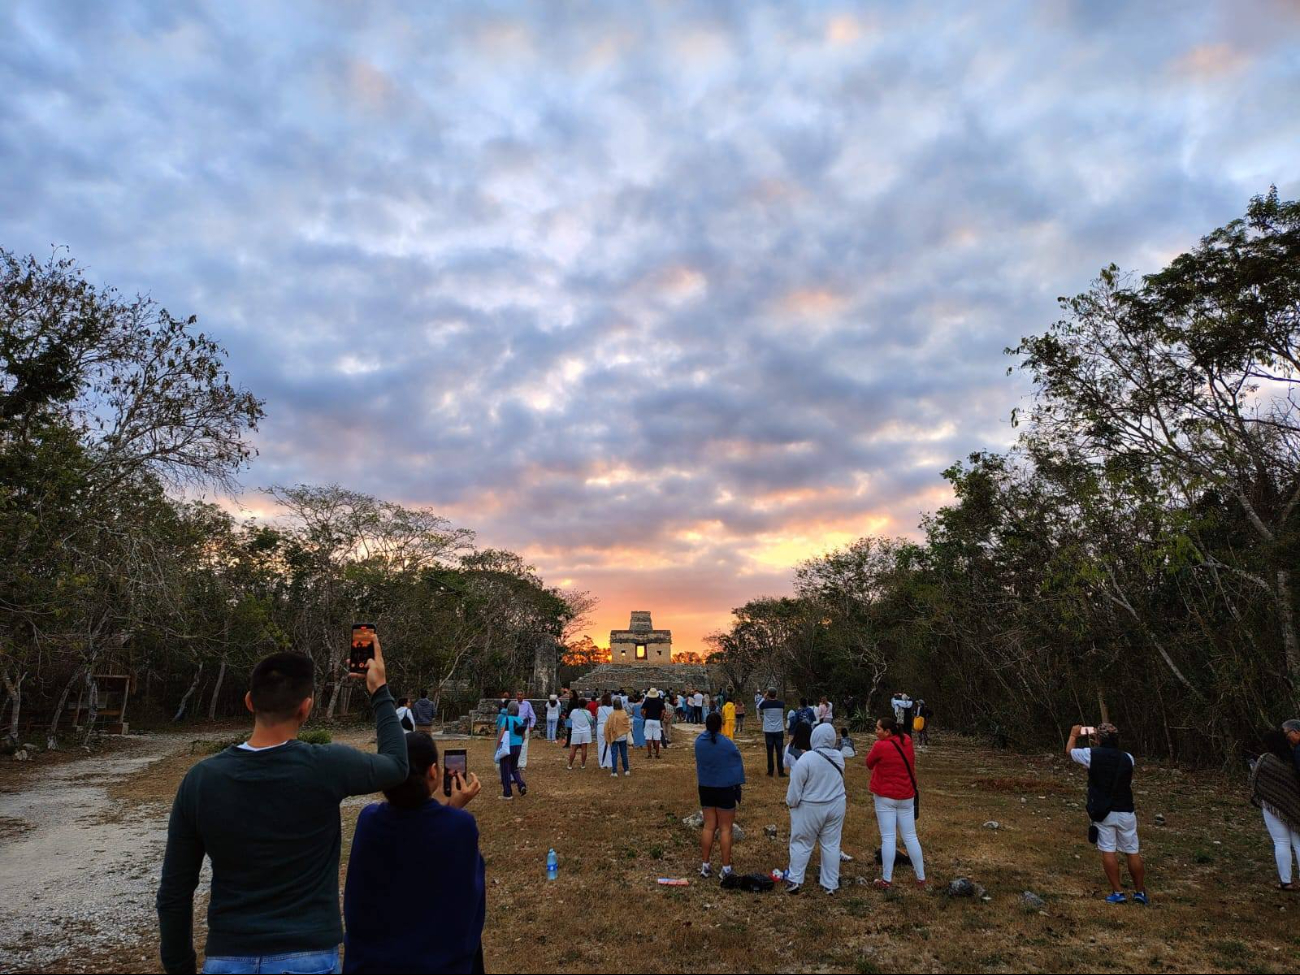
(343, 733, 485, 973)
(694, 711, 746, 880)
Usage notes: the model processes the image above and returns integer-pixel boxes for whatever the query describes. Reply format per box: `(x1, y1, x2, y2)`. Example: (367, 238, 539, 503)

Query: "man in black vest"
(1067, 723, 1149, 905)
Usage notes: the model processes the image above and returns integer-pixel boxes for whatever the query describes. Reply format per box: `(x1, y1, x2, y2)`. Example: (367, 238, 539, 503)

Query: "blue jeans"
(500, 744, 525, 796)
(610, 738, 629, 772)
(547, 717, 558, 740)
(202, 948, 341, 974)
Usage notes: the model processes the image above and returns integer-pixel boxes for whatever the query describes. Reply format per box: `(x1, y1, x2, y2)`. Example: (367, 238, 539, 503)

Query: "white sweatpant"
(1263, 807, 1300, 885)
(874, 794, 925, 883)
(787, 797, 846, 890)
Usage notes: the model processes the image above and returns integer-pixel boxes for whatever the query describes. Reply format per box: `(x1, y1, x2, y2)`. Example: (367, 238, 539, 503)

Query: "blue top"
(343, 799, 485, 973)
(497, 713, 524, 747)
(694, 731, 746, 788)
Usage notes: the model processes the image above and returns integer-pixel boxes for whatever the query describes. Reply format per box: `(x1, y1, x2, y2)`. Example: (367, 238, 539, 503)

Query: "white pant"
(644, 719, 662, 741)
(1263, 807, 1300, 885)
(788, 797, 845, 890)
(874, 795, 925, 883)
(518, 732, 530, 769)
(1094, 810, 1139, 855)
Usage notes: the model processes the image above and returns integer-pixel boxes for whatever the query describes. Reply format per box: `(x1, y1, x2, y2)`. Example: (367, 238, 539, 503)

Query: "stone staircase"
(571, 662, 714, 696)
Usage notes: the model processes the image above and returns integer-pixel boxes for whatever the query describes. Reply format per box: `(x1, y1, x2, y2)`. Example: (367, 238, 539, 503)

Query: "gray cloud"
(2, 0, 1298, 646)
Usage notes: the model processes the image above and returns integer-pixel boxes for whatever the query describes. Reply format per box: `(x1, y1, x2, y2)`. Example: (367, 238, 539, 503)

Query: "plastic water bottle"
(546, 848, 558, 881)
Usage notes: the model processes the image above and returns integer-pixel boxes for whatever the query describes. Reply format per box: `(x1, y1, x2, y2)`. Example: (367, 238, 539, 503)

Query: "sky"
(3, 1, 1298, 653)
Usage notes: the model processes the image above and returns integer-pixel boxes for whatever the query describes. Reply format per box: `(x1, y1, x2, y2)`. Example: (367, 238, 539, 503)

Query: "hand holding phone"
(1079, 726, 1097, 736)
(348, 625, 387, 694)
(447, 769, 480, 809)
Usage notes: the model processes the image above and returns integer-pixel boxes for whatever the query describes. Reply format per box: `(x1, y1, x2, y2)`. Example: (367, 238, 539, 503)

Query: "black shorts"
(699, 785, 740, 810)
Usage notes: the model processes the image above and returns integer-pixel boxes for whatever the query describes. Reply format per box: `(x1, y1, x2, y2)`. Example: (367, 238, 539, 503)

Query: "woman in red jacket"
(865, 715, 927, 890)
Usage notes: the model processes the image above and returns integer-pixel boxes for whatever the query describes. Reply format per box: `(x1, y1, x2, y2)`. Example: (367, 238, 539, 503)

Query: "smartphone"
(1079, 726, 1097, 736)
(443, 748, 468, 797)
(349, 623, 376, 675)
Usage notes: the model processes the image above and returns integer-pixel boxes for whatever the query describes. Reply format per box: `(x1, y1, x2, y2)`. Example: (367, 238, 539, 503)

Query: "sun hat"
(647, 688, 660, 698)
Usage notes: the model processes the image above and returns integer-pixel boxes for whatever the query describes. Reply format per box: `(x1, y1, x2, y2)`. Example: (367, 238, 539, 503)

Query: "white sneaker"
(699, 863, 713, 879)
(611, 772, 618, 778)
(624, 770, 632, 776)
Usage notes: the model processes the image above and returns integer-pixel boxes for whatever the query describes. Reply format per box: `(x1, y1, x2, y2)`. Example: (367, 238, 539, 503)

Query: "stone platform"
(571, 662, 713, 697)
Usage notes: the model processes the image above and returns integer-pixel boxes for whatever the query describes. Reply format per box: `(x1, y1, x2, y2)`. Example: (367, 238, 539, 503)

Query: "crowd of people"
(154, 643, 1300, 973)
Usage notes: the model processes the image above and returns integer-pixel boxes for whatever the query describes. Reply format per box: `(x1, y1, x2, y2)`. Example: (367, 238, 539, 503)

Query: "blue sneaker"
(1132, 892, 1149, 906)
(1105, 892, 1128, 904)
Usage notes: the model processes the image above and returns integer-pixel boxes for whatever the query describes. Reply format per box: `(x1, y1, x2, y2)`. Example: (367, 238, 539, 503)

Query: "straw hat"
(646, 687, 660, 698)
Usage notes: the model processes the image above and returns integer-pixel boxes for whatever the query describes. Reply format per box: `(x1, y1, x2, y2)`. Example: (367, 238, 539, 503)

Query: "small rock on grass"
(764, 824, 778, 838)
(1020, 891, 1046, 910)
(945, 877, 986, 898)
(983, 820, 1000, 830)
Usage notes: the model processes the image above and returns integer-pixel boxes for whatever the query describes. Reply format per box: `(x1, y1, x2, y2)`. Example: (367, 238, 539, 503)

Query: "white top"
(395, 706, 415, 728)
(1070, 748, 1135, 769)
(237, 740, 289, 752)
(571, 709, 593, 731)
(693, 693, 704, 707)
(546, 702, 561, 719)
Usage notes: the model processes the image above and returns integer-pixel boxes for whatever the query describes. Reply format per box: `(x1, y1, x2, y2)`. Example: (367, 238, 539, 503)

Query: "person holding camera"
(1067, 723, 1149, 905)
(343, 733, 485, 972)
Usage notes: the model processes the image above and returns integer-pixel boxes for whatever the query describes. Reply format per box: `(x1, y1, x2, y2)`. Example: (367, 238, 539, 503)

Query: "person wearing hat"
(545, 694, 561, 742)
(1068, 722, 1149, 905)
(642, 688, 666, 759)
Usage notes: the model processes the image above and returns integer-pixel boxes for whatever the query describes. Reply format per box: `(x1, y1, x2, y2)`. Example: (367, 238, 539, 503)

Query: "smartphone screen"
(443, 749, 467, 797)
(1079, 726, 1096, 736)
(349, 624, 376, 674)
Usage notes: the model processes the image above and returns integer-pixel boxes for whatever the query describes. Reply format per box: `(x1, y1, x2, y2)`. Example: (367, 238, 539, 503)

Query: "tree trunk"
(2, 670, 25, 743)
(47, 667, 85, 750)
(82, 673, 100, 743)
(172, 665, 203, 723)
(1276, 568, 1300, 703)
(208, 657, 228, 721)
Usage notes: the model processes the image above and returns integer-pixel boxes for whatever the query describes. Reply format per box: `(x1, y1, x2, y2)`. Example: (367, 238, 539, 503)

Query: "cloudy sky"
(3, 1, 1298, 652)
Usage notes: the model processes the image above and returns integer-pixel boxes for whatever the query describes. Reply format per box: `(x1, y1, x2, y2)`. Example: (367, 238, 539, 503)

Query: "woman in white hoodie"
(784, 722, 847, 895)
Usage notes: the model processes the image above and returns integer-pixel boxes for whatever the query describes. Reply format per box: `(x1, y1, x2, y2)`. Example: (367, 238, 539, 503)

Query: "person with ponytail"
(343, 733, 485, 973)
(693, 711, 746, 880)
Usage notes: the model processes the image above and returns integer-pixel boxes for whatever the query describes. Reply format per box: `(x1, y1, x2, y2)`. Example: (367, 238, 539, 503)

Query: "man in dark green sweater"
(156, 638, 408, 974)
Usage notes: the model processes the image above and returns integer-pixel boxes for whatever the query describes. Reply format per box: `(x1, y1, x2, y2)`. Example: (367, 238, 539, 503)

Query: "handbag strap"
(813, 749, 845, 778)
(888, 736, 919, 798)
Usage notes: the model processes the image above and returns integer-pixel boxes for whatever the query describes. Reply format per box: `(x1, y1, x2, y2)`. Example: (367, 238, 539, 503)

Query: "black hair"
(1262, 730, 1291, 762)
(839, 727, 848, 736)
(800, 697, 808, 707)
(879, 715, 902, 737)
(398, 696, 409, 707)
(706, 710, 723, 740)
(384, 732, 439, 809)
(248, 652, 314, 722)
(792, 721, 813, 751)
(1098, 729, 1121, 749)
(419, 688, 429, 698)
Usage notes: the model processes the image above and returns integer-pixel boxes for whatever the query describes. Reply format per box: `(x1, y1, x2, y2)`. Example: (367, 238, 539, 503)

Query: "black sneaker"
(786, 881, 802, 895)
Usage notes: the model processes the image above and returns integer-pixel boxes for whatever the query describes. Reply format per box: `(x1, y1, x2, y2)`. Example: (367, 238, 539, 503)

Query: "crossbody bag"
(888, 737, 921, 820)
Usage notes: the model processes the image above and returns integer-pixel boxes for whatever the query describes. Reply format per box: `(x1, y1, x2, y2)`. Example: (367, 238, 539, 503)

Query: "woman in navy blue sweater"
(343, 733, 485, 973)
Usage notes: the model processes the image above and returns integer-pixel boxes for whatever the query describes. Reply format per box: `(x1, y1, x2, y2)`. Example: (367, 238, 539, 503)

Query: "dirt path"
(0, 734, 191, 972)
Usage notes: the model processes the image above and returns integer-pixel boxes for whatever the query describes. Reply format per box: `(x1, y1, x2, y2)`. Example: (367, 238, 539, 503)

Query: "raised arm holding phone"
(156, 631, 408, 975)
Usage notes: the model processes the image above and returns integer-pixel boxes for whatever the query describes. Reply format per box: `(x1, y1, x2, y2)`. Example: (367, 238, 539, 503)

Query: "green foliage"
(297, 728, 332, 745)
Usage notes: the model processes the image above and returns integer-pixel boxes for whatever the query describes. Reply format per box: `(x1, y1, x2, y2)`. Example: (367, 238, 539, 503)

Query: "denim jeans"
(202, 947, 341, 974)
(546, 717, 558, 741)
(609, 738, 629, 772)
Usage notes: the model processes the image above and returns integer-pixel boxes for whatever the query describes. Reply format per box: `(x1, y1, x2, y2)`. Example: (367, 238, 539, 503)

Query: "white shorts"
(571, 726, 592, 745)
(644, 720, 662, 741)
(1095, 811, 1140, 854)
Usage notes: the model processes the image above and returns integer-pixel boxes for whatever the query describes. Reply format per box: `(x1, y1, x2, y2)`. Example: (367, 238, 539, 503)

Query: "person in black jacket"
(1067, 723, 1149, 905)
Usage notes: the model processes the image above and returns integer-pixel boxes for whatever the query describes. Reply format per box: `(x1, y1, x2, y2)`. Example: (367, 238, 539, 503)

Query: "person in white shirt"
(693, 691, 704, 724)
(817, 697, 833, 724)
(596, 693, 615, 769)
(545, 695, 561, 741)
(567, 699, 593, 770)
(891, 693, 910, 724)
(395, 697, 416, 733)
(784, 723, 846, 895)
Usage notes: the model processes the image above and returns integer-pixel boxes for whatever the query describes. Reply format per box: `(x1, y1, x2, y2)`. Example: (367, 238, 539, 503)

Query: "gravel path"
(0, 735, 190, 972)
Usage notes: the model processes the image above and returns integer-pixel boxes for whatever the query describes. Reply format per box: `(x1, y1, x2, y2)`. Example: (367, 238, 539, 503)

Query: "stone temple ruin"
(609, 610, 671, 664)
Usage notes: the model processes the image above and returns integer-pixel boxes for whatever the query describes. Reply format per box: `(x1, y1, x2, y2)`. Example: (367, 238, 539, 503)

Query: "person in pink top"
(865, 715, 927, 890)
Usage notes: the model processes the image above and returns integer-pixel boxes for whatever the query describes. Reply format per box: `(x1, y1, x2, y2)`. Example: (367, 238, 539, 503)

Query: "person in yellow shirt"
(721, 699, 737, 739)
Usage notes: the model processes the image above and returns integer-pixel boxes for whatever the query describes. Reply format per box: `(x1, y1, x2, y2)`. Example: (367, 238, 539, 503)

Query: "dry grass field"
(9, 725, 1300, 974)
